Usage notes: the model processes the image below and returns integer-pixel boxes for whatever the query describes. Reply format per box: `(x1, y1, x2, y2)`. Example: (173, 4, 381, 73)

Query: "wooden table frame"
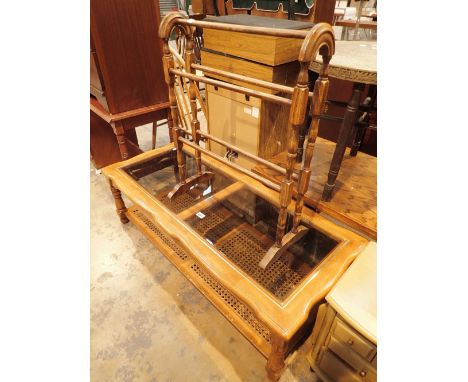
(103, 143, 367, 380)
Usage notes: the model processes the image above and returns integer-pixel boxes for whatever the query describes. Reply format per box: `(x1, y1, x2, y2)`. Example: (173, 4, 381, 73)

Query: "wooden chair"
(159, 12, 335, 268)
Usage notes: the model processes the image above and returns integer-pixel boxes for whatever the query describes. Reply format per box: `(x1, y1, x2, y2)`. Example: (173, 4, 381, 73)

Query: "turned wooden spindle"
(274, 62, 310, 246)
(292, 53, 330, 231)
(164, 39, 186, 183)
(260, 23, 335, 269)
(167, 106, 174, 143)
(109, 180, 129, 224)
(296, 71, 315, 163)
(112, 121, 129, 160)
(184, 28, 203, 175)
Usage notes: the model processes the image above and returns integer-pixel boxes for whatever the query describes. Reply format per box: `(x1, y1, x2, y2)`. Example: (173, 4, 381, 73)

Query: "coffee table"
(103, 143, 368, 380)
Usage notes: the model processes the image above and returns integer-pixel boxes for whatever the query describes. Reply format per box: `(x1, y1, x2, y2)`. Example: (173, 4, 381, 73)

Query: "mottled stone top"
(326, 242, 377, 344)
(309, 40, 377, 85)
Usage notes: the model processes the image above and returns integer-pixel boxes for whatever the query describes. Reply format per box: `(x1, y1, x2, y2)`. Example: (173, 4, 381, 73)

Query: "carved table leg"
(112, 121, 129, 161)
(322, 82, 365, 201)
(266, 335, 288, 381)
(109, 180, 129, 224)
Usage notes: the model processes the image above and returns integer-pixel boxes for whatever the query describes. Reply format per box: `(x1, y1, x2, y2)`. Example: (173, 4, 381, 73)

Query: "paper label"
(243, 107, 252, 115)
(251, 107, 259, 119)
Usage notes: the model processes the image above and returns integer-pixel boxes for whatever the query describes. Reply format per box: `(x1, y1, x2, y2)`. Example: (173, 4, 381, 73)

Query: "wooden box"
(203, 15, 314, 66)
(202, 16, 313, 172)
(200, 50, 299, 93)
(206, 84, 290, 168)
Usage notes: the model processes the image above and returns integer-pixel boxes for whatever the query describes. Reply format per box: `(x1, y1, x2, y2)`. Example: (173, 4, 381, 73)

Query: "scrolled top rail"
(160, 11, 311, 39)
(158, 11, 191, 39)
(298, 22, 335, 64)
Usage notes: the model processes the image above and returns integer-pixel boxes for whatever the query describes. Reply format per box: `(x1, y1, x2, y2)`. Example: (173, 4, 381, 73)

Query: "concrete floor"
(91, 124, 319, 382)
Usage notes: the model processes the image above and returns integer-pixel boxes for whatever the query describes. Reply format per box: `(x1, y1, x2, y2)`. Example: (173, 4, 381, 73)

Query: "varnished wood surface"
(90, 0, 168, 113)
(90, 97, 170, 124)
(200, 50, 300, 93)
(253, 137, 377, 239)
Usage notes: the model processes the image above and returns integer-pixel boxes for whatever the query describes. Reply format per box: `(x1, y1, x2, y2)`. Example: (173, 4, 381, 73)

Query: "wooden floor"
(253, 137, 377, 240)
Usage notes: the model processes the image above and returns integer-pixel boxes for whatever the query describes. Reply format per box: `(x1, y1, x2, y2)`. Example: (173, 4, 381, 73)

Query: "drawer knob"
(347, 339, 354, 346)
(359, 370, 367, 377)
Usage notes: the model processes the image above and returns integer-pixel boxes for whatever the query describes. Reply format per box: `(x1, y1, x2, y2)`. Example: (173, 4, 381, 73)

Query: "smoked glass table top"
(123, 151, 339, 302)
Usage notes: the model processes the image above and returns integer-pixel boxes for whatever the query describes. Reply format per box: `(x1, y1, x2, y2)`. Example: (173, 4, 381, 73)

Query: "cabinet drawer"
(333, 318, 376, 361)
(319, 350, 361, 382)
(328, 336, 376, 382)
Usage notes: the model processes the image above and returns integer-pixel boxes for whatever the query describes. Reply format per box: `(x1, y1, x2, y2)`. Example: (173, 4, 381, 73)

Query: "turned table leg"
(112, 121, 130, 161)
(109, 180, 129, 224)
(322, 82, 365, 201)
(350, 122, 366, 157)
(266, 336, 288, 381)
(350, 85, 377, 157)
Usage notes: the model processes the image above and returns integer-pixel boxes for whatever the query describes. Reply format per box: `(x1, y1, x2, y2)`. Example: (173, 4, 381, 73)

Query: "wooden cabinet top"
(326, 241, 377, 344)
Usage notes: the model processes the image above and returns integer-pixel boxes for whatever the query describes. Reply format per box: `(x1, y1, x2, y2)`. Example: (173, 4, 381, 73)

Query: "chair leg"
(322, 82, 365, 201)
(109, 180, 129, 224)
(350, 123, 366, 157)
(351, 85, 377, 157)
(151, 121, 157, 150)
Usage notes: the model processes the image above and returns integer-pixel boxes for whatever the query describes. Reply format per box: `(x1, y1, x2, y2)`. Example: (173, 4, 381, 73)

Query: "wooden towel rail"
(170, 68, 292, 106)
(159, 12, 335, 268)
(192, 63, 314, 98)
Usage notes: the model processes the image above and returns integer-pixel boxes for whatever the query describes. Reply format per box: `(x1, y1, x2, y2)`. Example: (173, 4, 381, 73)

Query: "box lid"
(205, 14, 314, 30)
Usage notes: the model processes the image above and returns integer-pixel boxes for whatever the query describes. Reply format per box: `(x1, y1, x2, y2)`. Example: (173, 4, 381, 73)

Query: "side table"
(310, 40, 377, 201)
(308, 241, 377, 381)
